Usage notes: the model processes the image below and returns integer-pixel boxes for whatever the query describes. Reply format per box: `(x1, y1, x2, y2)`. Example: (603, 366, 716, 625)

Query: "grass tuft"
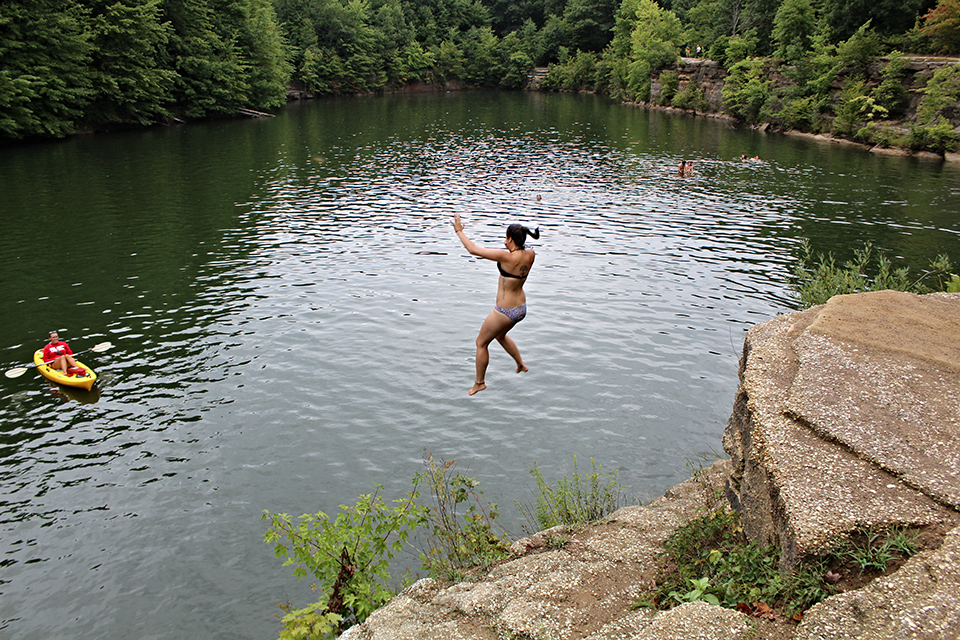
(516, 456, 628, 534)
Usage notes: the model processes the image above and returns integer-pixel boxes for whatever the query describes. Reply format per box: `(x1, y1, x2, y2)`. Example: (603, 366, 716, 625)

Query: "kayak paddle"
(4, 341, 113, 378)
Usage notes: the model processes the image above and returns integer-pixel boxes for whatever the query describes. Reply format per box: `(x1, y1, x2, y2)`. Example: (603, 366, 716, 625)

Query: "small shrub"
(910, 65, 960, 153)
(672, 81, 706, 110)
(722, 32, 758, 68)
(833, 78, 888, 137)
(263, 454, 513, 638)
(517, 456, 627, 533)
(835, 22, 880, 76)
(839, 525, 919, 575)
(804, 35, 844, 98)
(647, 516, 926, 617)
(790, 239, 956, 308)
(262, 486, 426, 639)
(658, 70, 679, 105)
(542, 49, 599, 91)
(567, 50, 599, 90)
(501, 51, 534, 89)
(916, 65, 960, 119)
(544, 533, 569, 549)
(708, 35, 730, 63)
(645, 509, 833, 615)
(413, 453, 510, 580)
(857, 121, 909, 148)
(909, 119, 958, 154)
(773, 94, 825, 131)
(722, 57, 770, 123)
(540, 65, 567, 91)
(872, 51, 909, 116)
(947, 274, 960, 292)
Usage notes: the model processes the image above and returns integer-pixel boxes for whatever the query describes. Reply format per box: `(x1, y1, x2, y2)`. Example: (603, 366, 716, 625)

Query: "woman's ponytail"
(507, 223, 540, 249)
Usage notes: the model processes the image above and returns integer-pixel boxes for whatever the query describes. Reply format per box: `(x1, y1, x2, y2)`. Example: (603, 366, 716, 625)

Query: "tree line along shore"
(2, 0, 958, 152)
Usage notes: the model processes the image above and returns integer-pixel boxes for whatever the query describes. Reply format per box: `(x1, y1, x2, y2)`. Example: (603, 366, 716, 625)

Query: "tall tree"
(608, 0, 642, 58)
(432, 38, 466, 81)
(87, 0, 176, 126)
(677, 0, 777, 50)
(0, 0, 94, 138)
(922, 0, 960, 54)
(486, 0, 538, 34)
(162, 0, 247, 117)
(771, 0, 815, 62)
(372, 0, 413, 52)
(461, 25, 503, 84)
(563, 0, 618, 52)
(819, 0, 935, 42)
(605, 0, 681, 99)
(740, 0, 778, 54)
(232, 0, 291, 107)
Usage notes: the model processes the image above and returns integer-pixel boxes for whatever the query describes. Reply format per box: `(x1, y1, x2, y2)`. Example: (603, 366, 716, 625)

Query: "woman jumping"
(452, 214, 539, 396)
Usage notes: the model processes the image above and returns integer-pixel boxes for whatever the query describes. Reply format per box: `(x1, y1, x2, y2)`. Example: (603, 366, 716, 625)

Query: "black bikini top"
(498, 262, 527, 279)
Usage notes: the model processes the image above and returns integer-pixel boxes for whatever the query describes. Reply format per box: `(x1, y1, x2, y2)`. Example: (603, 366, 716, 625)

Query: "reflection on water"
(1, 91, 958, 639)
(48, 383, 101, 405)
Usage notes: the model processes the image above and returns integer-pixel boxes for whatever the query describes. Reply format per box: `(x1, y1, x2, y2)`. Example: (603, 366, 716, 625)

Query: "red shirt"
(42, 341, 73, 363)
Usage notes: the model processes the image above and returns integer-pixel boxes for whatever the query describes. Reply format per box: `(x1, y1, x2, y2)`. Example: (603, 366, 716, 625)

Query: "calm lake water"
(1, 91, 958, 639)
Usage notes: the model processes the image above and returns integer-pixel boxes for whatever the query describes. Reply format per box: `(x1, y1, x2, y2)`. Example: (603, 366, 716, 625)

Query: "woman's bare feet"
(516, 362, 529, 373)
(468, 381, 486, 396)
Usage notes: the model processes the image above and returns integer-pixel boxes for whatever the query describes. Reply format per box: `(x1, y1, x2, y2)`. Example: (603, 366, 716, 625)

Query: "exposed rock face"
(724, 291, 960, 568)
(651, 58, 727, 112)
(526, 67, 550, 91)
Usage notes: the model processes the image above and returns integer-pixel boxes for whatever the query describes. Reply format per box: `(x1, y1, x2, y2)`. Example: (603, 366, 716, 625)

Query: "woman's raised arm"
(452, 214, 506, 261)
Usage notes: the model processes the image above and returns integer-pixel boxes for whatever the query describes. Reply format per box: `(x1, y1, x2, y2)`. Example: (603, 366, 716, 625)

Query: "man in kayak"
(43, 331, 83, 376)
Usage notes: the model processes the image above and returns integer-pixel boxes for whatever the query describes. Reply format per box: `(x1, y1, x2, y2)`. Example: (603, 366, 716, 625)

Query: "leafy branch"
(262, 486, 426, 639)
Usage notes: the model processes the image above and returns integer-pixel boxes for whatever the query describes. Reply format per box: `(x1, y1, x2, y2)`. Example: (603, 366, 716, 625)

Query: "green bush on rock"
(790, 239, 956, 308)
(642, 509, 923, 617)
(263, 454, 510, 639)
(263, 486, 425, 639)
(516, 456, 628, 533)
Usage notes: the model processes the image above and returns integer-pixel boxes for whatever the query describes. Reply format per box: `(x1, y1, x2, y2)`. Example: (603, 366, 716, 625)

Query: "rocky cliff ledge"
(341, 291, 960, 639)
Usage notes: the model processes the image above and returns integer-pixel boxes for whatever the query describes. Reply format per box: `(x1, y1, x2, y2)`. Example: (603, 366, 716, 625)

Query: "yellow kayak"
(33, 349, 97, 391)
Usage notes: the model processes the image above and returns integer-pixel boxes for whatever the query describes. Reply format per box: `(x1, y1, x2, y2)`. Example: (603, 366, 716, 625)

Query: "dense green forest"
(1, 0, 958, 141)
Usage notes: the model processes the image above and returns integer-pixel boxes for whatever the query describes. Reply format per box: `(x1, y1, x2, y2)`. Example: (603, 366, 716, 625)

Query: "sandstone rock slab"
(723, 298, 959, 567)
(785, 292, 960, 509)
